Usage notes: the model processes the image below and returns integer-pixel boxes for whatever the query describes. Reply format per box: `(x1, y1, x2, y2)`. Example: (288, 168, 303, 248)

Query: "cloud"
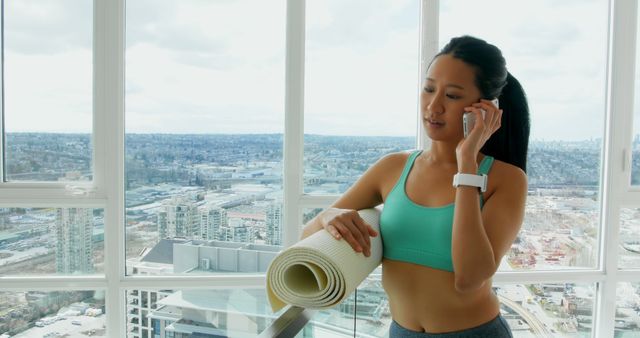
(5, 0, 92, 55)
(125, 0, 285, 70)
(440, 0, 609, 141)
(5, 50, 92, 133)
(5, 0, 627, 142)
(304, 30, 420, 137)
(306, 0, 417, 50)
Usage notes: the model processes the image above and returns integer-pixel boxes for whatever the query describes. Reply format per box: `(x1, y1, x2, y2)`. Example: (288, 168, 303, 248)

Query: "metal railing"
(257, 306, 317, 338)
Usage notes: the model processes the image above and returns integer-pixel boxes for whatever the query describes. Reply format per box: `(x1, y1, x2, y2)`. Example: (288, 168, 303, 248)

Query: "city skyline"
(4, 130, 631, 142)
(1, 130, 639, 335)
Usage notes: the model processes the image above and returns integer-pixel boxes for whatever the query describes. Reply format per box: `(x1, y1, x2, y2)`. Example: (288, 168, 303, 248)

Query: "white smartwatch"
(452, 173, 488, 192)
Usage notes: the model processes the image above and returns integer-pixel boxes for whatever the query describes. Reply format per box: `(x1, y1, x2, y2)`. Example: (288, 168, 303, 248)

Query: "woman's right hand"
(319, 208, 378, 257)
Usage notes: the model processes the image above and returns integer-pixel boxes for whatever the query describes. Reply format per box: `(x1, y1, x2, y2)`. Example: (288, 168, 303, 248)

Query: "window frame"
(0, 1, 637, 337)
(0, 1, 98, 189)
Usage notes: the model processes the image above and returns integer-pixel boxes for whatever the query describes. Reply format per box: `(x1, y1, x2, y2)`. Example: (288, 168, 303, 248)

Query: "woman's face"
(421, 54, 482, 141)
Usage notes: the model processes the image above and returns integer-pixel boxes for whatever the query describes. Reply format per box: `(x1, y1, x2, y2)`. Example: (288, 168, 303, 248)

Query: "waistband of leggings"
(391, 313, 507, 335)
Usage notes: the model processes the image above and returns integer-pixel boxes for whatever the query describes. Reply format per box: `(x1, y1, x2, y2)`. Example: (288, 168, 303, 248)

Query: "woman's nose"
(425, 95, 444, 115)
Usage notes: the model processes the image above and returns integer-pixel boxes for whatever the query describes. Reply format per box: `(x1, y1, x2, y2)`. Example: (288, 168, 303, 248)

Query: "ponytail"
(481, 72, 530, 173)
(437, 36, 531, 172)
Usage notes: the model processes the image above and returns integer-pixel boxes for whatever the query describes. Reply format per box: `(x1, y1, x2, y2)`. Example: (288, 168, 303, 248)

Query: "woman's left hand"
(456, 99, 503, 168)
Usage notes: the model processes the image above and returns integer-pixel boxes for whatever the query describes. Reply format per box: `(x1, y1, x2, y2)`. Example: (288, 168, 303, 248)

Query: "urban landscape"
(0, 132, 639, 337)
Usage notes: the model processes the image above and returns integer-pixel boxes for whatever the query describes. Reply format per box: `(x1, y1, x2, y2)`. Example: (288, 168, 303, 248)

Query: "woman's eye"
(423, 87, 460, 100)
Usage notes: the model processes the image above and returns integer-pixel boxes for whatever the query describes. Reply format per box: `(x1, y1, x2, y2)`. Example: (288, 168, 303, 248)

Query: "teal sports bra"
(379, 150, 494, 272)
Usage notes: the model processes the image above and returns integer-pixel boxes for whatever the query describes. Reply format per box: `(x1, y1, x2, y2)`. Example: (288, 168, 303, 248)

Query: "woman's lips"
(425, 118, 445, 127)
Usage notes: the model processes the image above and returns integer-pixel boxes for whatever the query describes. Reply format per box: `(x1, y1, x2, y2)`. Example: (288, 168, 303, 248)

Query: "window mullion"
(113, 275, 266, 290)
(494, 270, 606, 285)
(0, 0, 4, 183)
(616, 269, 640, 281)
(0, 276, 106, 291)
(619, 190, 640, 205)
(0, 196, 105, 208)
(419, 0, 438, 151)
(96, 0, 125, 336)
(596, 0, 638, 337)
(0, 183, 106, 203)
(284, 0, 306, 248)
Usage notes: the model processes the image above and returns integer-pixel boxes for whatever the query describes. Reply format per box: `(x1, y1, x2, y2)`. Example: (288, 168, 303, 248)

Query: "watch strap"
(452, 173, 487, 192)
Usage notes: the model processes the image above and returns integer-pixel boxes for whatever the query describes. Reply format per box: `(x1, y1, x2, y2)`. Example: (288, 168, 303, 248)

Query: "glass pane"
(304, 136, 415, 195)
(125, 289, 361, 338)
(294, 299, 357, 337)
(441, 0, 607, 270)
(497, 283, 596, 337)
(632, 2, 640, 186)
(0, 290, 106, 337)
(0, 207, 104, 276)
(125, 0, 285, 276)
(615, 282, 640, 337)
(352, 280, 596, 337)
(4, 0, 93, 182)
(350, 271, 389, 337)
(619, 208, 640, 269)
(302, 208, 323, 226)
(126, 288, 283, 338)
(303, 0, 419, 195)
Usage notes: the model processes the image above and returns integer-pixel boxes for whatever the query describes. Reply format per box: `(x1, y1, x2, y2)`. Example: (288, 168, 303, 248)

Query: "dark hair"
(434, 35, 530, 173)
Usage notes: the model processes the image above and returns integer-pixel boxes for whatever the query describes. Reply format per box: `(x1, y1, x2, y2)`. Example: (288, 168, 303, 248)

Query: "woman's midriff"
(382, 258, 501, 333)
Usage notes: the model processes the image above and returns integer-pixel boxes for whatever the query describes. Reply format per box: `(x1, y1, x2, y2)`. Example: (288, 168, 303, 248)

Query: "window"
(440, 0, 608, 271)
(0, 1, 638, 337)
(619, 208, 640, 269)
(126, 288, 284, 337)
(0, 207, 104, 276)
(615, 282, 640, 336)
(0, 290, 105, 336)
(303, 0, 419, 195)
(351, 282, 596, 336)
(3, 0, 93, 182)
(125, 0, 286, 276)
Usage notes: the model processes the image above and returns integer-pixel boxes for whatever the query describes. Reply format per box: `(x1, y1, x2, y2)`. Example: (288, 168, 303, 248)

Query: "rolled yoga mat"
(266, 207, 383, 312)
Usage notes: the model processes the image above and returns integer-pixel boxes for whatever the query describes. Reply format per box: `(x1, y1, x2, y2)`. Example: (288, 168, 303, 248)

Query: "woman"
(301, 35, 530, 337)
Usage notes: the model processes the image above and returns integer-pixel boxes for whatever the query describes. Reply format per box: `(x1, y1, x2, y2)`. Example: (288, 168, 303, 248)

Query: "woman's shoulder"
(362, 150, 416, 181)
(488, 157, 527, 188)
(375, 150, 417, 168)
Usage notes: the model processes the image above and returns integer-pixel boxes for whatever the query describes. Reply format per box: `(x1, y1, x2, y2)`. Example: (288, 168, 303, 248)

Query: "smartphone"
(463, 98, 499, 138)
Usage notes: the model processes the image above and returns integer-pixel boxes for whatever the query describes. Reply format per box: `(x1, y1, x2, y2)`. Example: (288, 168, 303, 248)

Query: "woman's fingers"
(325, 224, 341, 239)
(320, 209, 377, 257)
(367, 225, 379, 237)
(353, 216, 378, 256)
(351, 215, 371, 246)
(327, 216, 373, 257)
(329, 219, 363, 253)
(470, 101, 502, 138)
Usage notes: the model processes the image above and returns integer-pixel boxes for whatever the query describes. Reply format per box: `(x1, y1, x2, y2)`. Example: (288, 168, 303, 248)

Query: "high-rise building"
(220, 218, 254, 243)
(232, 224, 252, 243)
(56, 208, 93, 274)
(125, 239, 280, 337)
(199, 206, 227, 241)
(266, 203, 282, 246)
(157, 197, 199, 239)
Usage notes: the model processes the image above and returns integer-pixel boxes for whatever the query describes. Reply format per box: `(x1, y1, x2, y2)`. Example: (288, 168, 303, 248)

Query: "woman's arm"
(300, 152, 407, 255)
(451, 163, 527, 293)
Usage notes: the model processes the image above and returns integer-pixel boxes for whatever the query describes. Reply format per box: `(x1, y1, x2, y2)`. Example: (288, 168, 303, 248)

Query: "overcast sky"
(3, 0, 640, 141)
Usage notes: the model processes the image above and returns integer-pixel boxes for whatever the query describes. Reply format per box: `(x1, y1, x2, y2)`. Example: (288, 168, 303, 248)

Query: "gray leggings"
(389, 315, 513, 338)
